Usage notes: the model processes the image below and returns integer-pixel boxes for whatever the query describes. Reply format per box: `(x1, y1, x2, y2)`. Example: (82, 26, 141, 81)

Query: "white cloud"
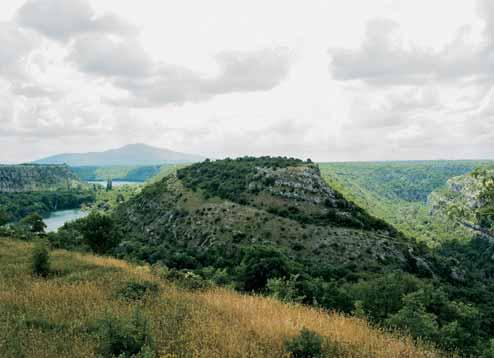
(16, 0, 136, 41)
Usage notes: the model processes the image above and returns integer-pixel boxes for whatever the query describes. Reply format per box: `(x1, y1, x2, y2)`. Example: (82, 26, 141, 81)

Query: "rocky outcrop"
(0, 164, 82, 192)
(427, 167, 494, 239)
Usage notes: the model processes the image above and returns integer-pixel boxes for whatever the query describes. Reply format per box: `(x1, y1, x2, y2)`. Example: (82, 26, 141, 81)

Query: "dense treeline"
(0, 190, 95, 222)
(320, 161, 491, 203)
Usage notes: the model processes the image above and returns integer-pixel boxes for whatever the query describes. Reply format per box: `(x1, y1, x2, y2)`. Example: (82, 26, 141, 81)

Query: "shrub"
(284, 328, 324, 358)
(31, 241, 50, 277)
(117, 281, 159, 301)
(21, 213, 46, 234)
(267, 274, 305, 303)
(96, 309, 155, 358)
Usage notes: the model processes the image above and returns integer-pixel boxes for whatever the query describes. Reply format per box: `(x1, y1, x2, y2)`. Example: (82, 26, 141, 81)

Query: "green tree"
(386, 290, 439, 341)
(284, 328, 324, 358)
(21, 213, 47, 234)
(0, 208, 9, 226)
(31, 241, 50, 277)
(239, 246, 291, 292)
(80, 212, 118, 254)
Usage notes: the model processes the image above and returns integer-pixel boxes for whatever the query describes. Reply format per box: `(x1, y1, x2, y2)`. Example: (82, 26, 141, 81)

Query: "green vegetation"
(319, 161, 493, 243)
(284, 328, 325, 358)
(3, 157, 494, 356)
(21, 213, 47, 234)
(80, 212, 119, 254)
(31, 240, 50, 277)
(0, 189, 95, 222)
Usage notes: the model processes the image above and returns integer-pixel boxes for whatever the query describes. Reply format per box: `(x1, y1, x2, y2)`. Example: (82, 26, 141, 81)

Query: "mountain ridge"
(33, 143, 205, 166)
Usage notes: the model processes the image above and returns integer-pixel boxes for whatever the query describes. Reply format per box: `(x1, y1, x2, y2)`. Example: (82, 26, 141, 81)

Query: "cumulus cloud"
(16, 0, 136, 41)
(68, 34, 153, 78)
(329, 10, 494, 85)
(105, 47, 293, 107)
(0, 22, 36, 79)
(16, 0, 293, 106)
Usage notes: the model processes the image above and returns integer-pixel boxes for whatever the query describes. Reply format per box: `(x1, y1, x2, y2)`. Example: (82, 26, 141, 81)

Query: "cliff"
(0, 164, 83, 193)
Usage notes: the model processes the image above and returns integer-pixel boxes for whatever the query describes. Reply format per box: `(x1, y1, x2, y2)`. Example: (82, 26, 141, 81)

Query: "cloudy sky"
(0, 0, 492, 163)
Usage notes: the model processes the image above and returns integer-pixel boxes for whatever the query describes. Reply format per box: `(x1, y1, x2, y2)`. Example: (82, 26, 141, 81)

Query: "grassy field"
(0, 238, 444, 357)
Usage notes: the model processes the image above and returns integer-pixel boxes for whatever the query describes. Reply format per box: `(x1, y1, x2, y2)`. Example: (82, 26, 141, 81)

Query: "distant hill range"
(33, 143, 205, 167)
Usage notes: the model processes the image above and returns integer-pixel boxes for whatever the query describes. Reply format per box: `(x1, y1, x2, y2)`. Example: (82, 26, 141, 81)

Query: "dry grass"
(0, 238, 446, 358)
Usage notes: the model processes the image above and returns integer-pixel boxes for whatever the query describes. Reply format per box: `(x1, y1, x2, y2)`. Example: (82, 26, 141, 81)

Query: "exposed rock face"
(428, 167, 494, 239)
(0, 164, 82, 192)
(254, 165, 337, 205)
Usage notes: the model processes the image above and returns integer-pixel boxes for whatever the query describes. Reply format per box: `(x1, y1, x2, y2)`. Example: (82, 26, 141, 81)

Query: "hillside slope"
(114, 158, 431, 281)
(0, 164, 83, 193)
(0, 239, 441, 358)
(34, 143, 205, 166)
(429, 166, 494, 240)
(319, 161, 493, 243)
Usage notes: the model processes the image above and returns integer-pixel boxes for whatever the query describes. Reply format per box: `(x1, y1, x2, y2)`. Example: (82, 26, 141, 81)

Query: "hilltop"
(33, 143, 205, 166)
(0, 238, 440, 358)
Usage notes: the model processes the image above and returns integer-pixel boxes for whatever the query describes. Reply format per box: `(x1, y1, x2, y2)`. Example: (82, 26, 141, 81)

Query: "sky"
(0, 0, 492, 163)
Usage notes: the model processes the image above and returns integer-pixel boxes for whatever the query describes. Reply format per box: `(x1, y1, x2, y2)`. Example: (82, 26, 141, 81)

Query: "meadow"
(0, 238, 443, 358)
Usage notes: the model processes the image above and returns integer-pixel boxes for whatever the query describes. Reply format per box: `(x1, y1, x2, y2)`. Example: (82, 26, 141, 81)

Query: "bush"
(284, 328, 324, 358)
(267, 274, 305, 303)
(117, 281, 159, 301)
(21, 213, 46, 234)
(31, 241, 50, 277)
(96, 309, 155, 358)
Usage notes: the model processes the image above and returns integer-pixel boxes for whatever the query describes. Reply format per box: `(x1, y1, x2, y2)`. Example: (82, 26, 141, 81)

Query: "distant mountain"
(33, 143, 205, 166)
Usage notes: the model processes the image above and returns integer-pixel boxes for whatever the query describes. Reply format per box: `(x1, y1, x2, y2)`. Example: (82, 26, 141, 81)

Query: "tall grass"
(0, 238, 447, 357)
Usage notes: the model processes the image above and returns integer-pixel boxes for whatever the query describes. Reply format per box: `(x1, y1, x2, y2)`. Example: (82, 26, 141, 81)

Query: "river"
(87, 180, 144, 187)
(45, 181, 143, 232)
(44, 209, 88, 232)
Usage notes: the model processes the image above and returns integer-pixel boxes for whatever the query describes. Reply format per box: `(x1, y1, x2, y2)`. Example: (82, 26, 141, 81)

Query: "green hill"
(319, 161, 493, 243)
(114, 157, 431, 286)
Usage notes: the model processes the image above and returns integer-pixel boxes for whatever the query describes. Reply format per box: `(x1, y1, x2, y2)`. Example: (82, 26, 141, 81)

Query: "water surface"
(87, 180, 144, 187)
(45, 209, 88, 232)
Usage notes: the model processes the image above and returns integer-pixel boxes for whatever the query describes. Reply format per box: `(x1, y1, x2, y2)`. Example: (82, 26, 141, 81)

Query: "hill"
(0, 238, 441, 358)
(429, 166, 494, 240)
(0, 164, 82, 193)
(114, 157, 429, 282)
(319, 161, 493, 243)
(0, 164, 93, 222)
(33, 143, 205, 166)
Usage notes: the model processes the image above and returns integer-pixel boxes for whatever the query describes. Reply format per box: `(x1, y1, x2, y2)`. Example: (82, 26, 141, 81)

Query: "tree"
(0, 208, 9, 226)
(239, 246, 291, 292)
(31, 241, 50, 277)
(106, 178, 113, 191)
(21, 213, 47, 234)
(80, 212, 118, 254)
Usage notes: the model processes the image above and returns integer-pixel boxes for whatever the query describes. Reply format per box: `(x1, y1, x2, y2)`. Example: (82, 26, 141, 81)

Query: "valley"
(1, 156, 494, 357)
